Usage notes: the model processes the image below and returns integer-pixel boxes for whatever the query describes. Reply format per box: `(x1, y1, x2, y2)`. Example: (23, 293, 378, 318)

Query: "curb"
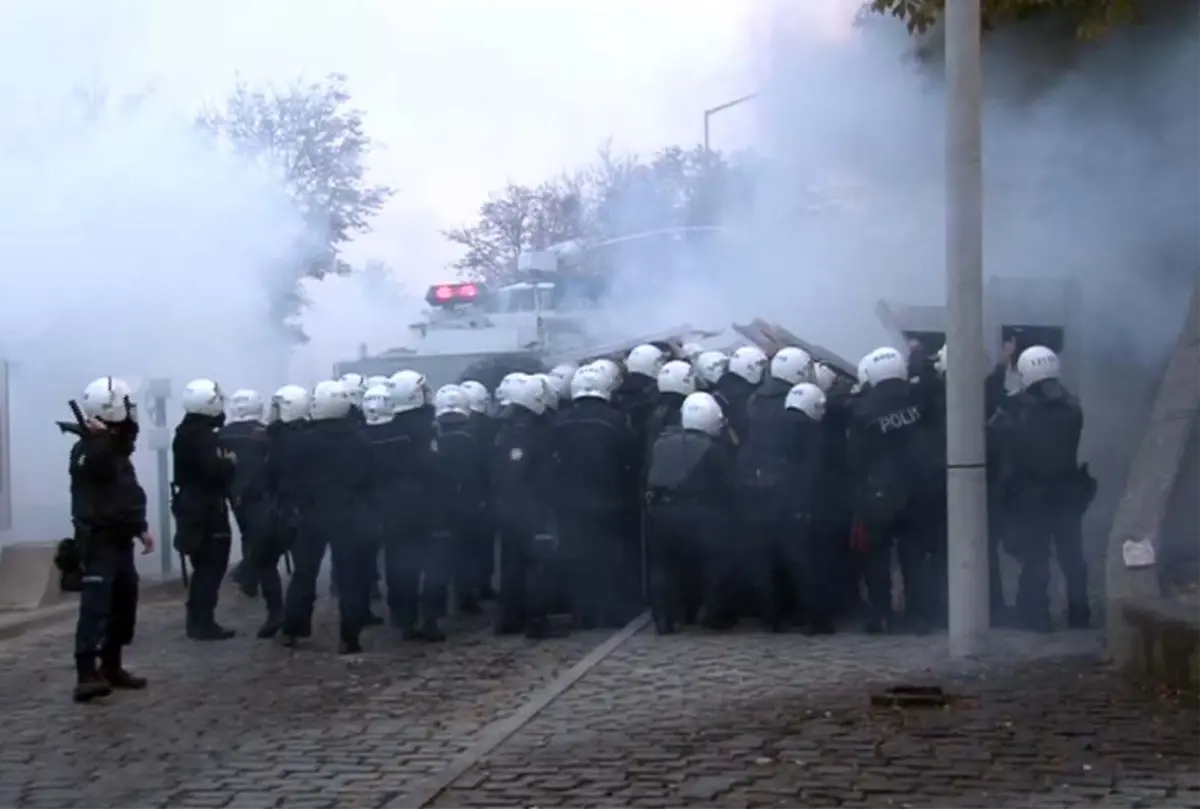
(0, 576, 186, 641)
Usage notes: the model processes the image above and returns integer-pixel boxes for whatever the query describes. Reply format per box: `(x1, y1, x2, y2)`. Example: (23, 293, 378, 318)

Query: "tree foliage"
(197, 73, 394, 279)
(445, 144, 753, 285)
(868, 0, 1138, 39)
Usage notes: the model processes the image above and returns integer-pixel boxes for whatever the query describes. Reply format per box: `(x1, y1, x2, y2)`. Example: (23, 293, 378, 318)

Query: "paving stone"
(432, 626, 1200, 808)
(0, 593, 603, 807)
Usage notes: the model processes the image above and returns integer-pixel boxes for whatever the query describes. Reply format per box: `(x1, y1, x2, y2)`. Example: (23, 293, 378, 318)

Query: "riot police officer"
(173, 378, 237, 641)
(433, 384, 490, 614)
(282, 380, 371, 654)
(218, 389, 282, 637)
(716, 346, 768, 444)
(551, 363, 639, 628)
(995, 346, 1091, 631)
(846, 347, 932, 634)
(492, 375, 553, 637)
(68, 376, 153, 702)
(263, 385, 309, 640)
(645, 392, 735, 633)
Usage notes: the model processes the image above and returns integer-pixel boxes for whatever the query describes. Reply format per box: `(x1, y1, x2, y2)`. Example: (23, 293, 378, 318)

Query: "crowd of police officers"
(64, 336, 1092, 703)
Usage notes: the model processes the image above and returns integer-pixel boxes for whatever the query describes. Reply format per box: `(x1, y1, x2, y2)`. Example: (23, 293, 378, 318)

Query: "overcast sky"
(0, 0, 799, 284)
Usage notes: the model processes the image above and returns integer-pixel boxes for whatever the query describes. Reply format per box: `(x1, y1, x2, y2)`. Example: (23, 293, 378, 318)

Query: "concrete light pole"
(944, 0, 990, 658)
(703, 93, 760, 152)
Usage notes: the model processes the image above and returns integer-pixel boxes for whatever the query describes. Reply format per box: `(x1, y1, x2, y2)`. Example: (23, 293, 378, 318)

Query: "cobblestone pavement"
(0, 591, 608, 808)
(432, 628, 1200, 809)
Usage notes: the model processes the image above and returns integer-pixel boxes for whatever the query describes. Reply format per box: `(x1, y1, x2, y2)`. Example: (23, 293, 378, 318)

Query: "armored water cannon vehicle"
(876, 276, 1083, 392)
(332, 228, 732, 391)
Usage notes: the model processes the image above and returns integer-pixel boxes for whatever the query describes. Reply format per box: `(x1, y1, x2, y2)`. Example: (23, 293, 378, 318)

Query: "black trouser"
(1013, 500, 1088, 628)
(234, 499, 282, 615)
(187, 533, 231, 630)
(558, 505, 625, 627)
(646, 502, 730, 631)
(283, 504, 369, 638)
(741, 513, 809, 629)
(496, 521, 534, 630)
(74, 537, 139, 657)
(450, 506, 488, 602)
(383, 520, 441, 631)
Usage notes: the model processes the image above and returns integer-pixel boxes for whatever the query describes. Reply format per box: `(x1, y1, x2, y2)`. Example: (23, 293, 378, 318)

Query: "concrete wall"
(1105, 281, 1200, 660)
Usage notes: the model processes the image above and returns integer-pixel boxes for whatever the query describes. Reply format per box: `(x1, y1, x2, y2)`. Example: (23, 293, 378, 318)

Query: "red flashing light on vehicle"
(427, 282, 484, 306)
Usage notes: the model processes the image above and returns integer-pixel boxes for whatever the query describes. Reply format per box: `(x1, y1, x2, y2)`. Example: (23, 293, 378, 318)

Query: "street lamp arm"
(703, 92, 761, 117)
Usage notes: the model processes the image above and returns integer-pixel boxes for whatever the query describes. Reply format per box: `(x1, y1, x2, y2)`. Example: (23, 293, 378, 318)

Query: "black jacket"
(70, 431, 147, 542)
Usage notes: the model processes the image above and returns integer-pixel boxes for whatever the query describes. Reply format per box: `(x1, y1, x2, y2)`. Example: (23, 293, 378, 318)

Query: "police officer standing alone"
(219, 389, 283, 638)
(173, 378, 237, 641)
(69, 376, 154, 702)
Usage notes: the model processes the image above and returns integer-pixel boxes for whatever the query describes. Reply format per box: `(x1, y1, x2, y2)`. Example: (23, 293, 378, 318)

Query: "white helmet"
(390, 370, 429, 414)
(729, 346, 769, 385)
(362, 384, 394, 425)
(434, 384, 470, 416)
(365, 374, 392, 391)
(459, 380, 490, 413)
(227, 389, 264, 422)
(812, 363, 837, 393)
(769, 347, 813, 385)
(680, 342, 704, 363)
(590, 358, 623, 389)
(80, 376, 136, 423)
(934, 344, 947, 375)
(1016, 345, 1060, 389)
(310, 379, 352, 420)
(785, 383, 827, 421)
(680, 391, 724, 436)
(339, 373, 367, 408)
(694, 351, 729, 387)
(547, 363, 577, 400)
(571, 364, 613, 401)
(657, 360, 696, 396)
(534, 373, 559, 410)
(856, 356, 871, 385)
(861, 347, 907, 385)
(181, 378, 225, 417)
(390, 370, 431, 407)
(496, 372, 528, 406)
(270, 384, 310, 424)
(511, 374, 549, 415)
(626, 344, 666, 379)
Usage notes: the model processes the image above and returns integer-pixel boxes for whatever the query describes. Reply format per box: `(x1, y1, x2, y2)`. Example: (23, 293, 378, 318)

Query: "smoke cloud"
(0, 6, 382, 545)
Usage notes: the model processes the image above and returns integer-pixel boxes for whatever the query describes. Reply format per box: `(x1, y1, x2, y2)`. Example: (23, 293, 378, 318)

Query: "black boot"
(100, 647, 147, 690)
(409, 620, 445, 642)
(187, 621, 236, 641)
(1067, 604, 1091, 629)
(73, 655, 112, 703)
(338, 627, 363, 655)
(256, 609, 283, 639)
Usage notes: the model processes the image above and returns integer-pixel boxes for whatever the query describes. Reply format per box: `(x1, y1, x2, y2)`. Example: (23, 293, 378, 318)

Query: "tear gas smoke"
(594, 0, 1198, 576)
(599, 0, 1198, 371)
(0, 14, 322, 543)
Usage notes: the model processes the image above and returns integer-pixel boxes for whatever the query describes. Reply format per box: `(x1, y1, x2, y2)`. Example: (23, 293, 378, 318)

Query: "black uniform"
(550, 395, 639, 627)
(814, 387, 858, 620)
(908, 360, 949, 629)
(645, 426, 736, 632)
(735, 378, 825, 630)
(379, 409, 445, 640)
(281, 415, 371, 651)
(172, 412, 236, 640)
(994, 377, 1089, 630)
(846, 376, 932, 632)
(433, 409, 490, 613)
(219, 417, 282, 636)
(469, 409, 498, 597)
(715, 372, 757, 447)
(70, 422, 148, 700)
(614, 371, 660, 607)
(492, 404, 553, 636)
(264, 419, 308, 631)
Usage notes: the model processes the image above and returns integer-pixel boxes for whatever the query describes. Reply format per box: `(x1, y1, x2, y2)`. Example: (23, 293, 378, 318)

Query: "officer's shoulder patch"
(76, 453, 88, 468)
(509, 447, 524, 461)
(430, 438, 439, 452)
